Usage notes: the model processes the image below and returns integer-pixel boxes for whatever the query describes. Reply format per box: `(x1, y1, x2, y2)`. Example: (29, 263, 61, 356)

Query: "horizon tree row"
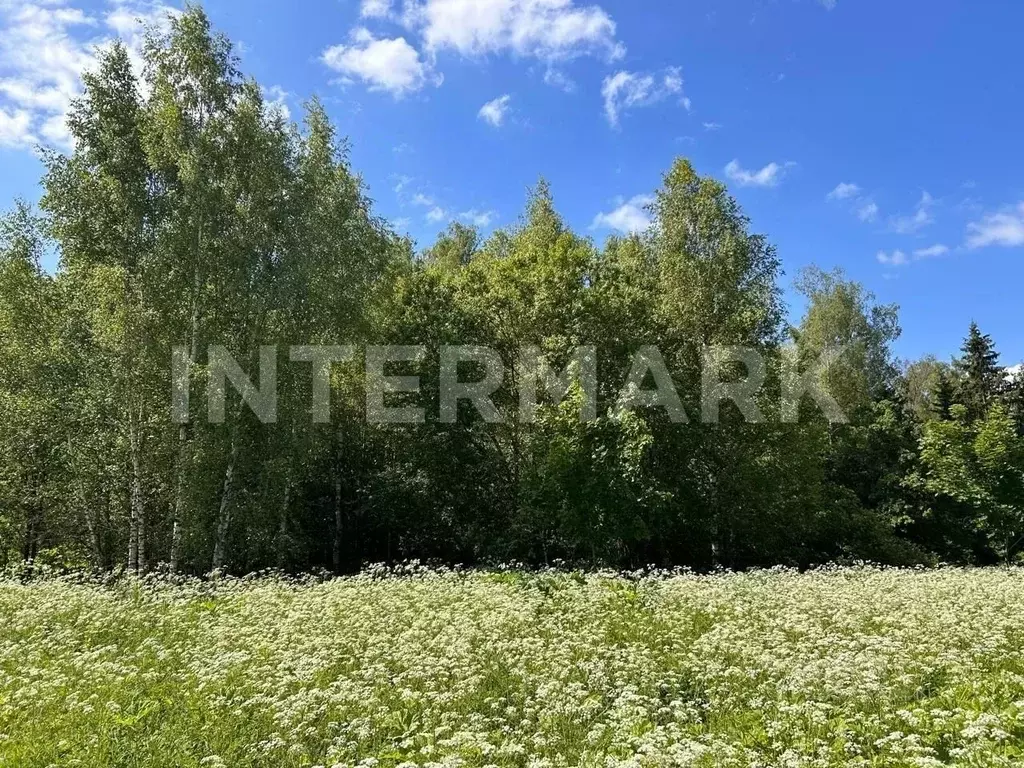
(1, 6, 1022, 573)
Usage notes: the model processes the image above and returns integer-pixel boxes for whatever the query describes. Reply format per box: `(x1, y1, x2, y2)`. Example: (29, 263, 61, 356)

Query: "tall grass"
(2, 565, 1023, 767)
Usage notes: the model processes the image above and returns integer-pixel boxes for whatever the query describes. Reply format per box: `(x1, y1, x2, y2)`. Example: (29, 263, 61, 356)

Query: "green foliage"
(916, 404, 1024, 561)
(902, 355, 951, 422)
(0, 6, 1019, 572)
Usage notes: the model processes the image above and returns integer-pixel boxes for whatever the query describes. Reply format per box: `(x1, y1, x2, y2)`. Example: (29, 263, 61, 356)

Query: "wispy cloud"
(592, 194, 653, 234)
(0, 0, 176, 152)
(360, 0, 392, 18)
(702, 121, 722, 131)
(876, 249, 909, 267)
(826, 182, 879, 222)
(857, 200, 879, 222)
(459, 209, 497, 228)
(478, 94, 511, 127)
(602, 67, 687, 128)
(827, 182, 860, 201)
(877, 243, 948, 268)
(402, 182, 492, 229)
(543, 68, 575, 93)
(392, 174, 413, 196)
(913, 244, 949, 259)
(261, 85, 291, 120)
(889, 191, 935, 234)
(0, 106, 35, 149)
(965, 202, 1024, 249)
(724, 159, 789, 188)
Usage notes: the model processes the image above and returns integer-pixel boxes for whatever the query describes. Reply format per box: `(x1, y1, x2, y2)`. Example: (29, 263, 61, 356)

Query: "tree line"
(1, 6, 1022, 574)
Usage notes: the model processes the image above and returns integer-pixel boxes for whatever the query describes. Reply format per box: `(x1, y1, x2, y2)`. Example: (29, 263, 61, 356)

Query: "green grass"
(2, 566, 1024, 767)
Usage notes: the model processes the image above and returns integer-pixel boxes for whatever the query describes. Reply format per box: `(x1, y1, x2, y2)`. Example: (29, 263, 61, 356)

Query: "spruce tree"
(955, 322, 1003, 422)
(932, 369, 956, 421)
(1006, 366, 1024, 435)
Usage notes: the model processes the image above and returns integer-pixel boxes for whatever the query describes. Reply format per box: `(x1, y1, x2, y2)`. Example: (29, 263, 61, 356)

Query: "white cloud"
(40, 110, 72, 146)
(663, 67, 683, 94)
(403, 0, 624, 62)
(0, 0, 175, 153)
(857, 200, 879, 222)
(322, 28, 440, 98)
(542, 67, 575, 92)
(459, 209, 496, 227)
(877, 244, 948, 268)
(889, 191, 935, 234)
(411, 192, 435, 207)
(0, 1, 96, 151)
(331, 0, 622, 103)
(105, 2, 178, 81)
(702, 121, 722, 131)
(602, 67, 686, 128)
(1007, 363, 1022, 382)
(392, 174, 413, 195)
(913, 244, 949, 259)
(592, 194, 653, 234)
(724, 159, 787, 188)
(826, 181, 880, 223)
(105, 1, 175, 39)
(261, 85, 291, 120)
(426, 206, 447, 223)
(478, 94, 511, 127)
(0, 106, 36, 148)
(360, 0, 392, 18)
(827, 182, 860, 200)
(0, 79, 74, 113)
(819, 0, 837, 8)
(876, 249, 908, 267)
(965, 202, 1024, 249)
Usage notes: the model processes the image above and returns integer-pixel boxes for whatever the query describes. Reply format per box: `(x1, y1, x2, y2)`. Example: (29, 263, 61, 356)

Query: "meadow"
(2, 566, 1024, 768)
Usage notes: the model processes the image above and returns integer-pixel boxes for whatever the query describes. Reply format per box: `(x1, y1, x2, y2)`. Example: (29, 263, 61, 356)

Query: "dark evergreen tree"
(1006, 367, 1024, 436)
(932, 370, 957, 421)
(955, 322, 1003, 422)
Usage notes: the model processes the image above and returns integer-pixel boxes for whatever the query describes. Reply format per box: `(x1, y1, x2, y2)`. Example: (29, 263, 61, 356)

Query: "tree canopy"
(2, 7, 1021, 573)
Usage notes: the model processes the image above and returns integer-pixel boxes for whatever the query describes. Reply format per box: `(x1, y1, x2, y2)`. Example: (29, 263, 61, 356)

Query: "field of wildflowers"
(2, 565, 1024, 767)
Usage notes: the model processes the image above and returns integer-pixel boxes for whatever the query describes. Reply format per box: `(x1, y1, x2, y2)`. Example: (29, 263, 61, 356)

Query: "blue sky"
(1, 0, 1022, 366)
